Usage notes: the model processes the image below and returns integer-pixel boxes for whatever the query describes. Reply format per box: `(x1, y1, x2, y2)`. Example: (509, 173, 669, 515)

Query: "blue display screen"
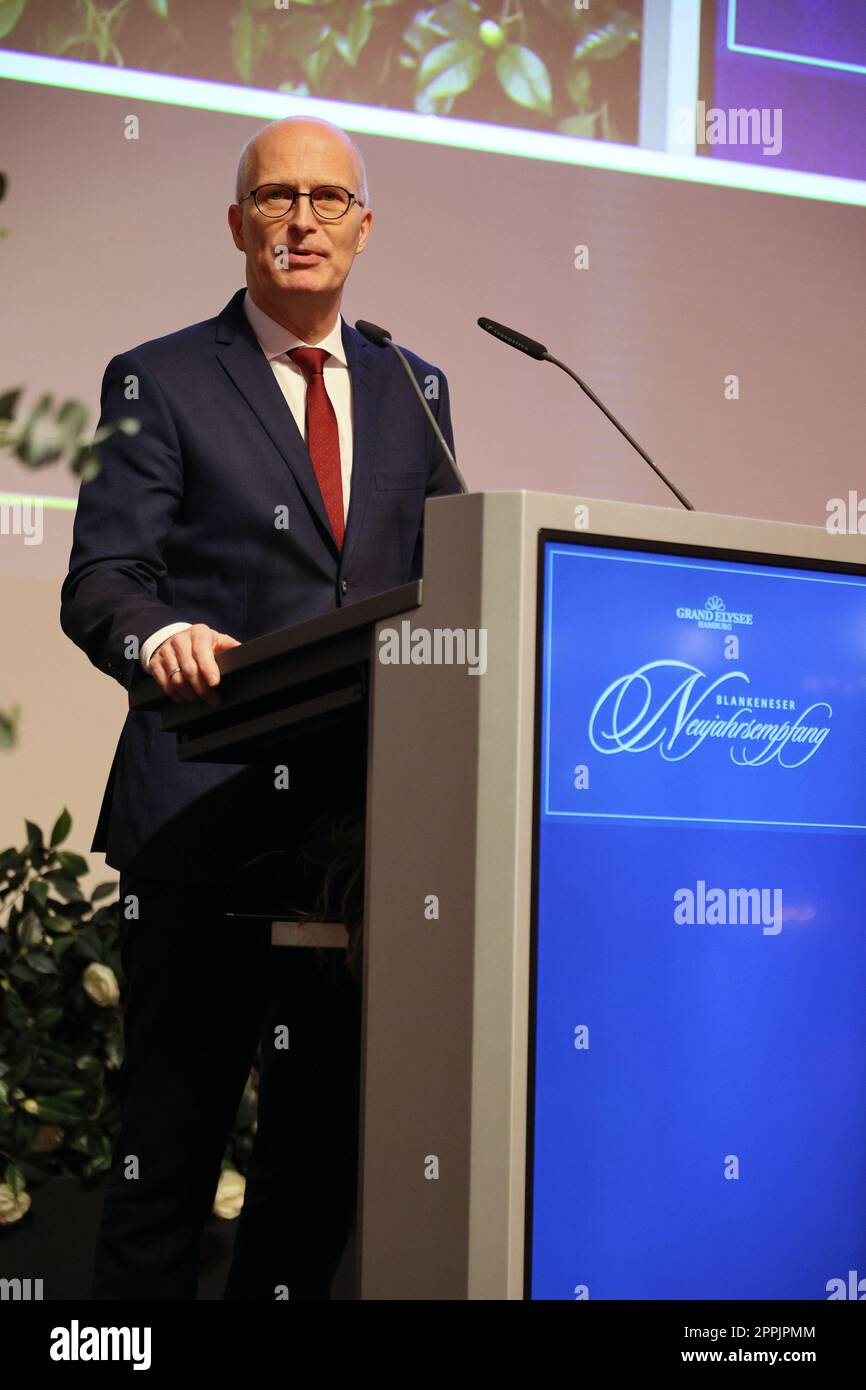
(528, 535, 866, 1300)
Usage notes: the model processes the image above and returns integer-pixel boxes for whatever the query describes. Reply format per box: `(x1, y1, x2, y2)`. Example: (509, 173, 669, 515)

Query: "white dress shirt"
(140, 290, 354, 671)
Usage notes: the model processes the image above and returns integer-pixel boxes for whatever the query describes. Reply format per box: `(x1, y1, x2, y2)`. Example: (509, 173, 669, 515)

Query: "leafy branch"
(0, 812, 260, 1220)
(0, 387, 139, 481)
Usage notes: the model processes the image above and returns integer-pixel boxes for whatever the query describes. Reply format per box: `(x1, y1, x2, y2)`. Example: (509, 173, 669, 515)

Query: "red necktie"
(288, 346, 345, 550)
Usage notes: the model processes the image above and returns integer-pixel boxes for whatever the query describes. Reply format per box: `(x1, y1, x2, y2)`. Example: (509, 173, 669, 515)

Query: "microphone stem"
(544, 353, 695, 512)
(387, 341, 469, 494)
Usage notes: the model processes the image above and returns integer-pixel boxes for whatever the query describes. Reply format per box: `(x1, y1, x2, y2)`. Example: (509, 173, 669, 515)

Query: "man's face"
(228, 123, 372, 310)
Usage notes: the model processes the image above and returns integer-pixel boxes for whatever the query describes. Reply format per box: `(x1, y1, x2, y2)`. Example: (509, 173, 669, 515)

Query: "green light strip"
(1, 50, 865, 207)
(0, 493, 77, 509)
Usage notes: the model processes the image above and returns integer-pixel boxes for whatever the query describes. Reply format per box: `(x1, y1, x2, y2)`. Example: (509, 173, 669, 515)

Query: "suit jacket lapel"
(214, 290, 382, 567)
(214, 288, 335, 549)
(340, 317, 378, 571)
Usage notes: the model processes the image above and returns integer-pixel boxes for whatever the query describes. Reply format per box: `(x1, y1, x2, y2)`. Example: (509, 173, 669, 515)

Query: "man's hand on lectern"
(150, 624, 241, 706)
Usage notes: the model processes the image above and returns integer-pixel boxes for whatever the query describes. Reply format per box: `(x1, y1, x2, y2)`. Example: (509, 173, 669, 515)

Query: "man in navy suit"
(60, 115, 461, 1299)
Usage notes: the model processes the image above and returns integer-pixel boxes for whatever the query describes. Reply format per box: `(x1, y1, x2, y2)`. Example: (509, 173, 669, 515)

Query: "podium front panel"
(358, 491, 866, 1300)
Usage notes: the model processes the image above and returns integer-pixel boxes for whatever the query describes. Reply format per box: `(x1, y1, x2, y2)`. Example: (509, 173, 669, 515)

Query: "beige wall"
(1, 79, 864, 868)
(0, 574, 123, 885)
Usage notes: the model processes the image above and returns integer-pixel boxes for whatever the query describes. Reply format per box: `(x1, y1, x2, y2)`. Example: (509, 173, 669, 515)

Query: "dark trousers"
(90, 874, 363, 1300)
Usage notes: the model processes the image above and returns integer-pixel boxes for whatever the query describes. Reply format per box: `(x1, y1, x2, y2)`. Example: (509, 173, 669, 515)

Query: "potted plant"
(0, 810, 259, 1296)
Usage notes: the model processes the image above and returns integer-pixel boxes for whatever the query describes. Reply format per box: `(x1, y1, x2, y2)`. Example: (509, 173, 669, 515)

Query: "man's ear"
(355, 208, 373, 255)
(227, 204, 245, 251)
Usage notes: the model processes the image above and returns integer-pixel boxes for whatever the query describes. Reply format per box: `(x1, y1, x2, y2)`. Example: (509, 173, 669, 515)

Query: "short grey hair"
(234, 117, 369, 206)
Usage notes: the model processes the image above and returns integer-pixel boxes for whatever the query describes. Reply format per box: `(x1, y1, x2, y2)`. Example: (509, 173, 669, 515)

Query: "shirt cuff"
(141, 622, 192, 671)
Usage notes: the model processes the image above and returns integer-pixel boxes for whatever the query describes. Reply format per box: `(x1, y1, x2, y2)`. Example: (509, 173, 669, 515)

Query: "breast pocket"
(373, 471, 428, 491)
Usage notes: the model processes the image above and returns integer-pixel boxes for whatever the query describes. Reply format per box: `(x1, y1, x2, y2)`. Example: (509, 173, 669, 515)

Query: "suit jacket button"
(340, 579, 348, 594)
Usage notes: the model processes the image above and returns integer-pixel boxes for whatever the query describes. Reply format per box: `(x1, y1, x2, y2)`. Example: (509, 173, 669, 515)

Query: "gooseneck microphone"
(477, 316, 694, 511)
(355, 320, 468, 494)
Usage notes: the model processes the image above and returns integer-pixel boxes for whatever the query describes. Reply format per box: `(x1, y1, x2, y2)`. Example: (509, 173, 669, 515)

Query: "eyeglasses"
(238, 183, 362, 220)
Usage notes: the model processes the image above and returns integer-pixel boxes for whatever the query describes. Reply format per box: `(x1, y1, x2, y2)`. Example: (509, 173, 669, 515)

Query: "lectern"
(134, 491, 866, 1301)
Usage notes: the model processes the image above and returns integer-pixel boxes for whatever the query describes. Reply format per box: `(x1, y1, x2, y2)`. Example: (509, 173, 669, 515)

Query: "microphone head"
(478, 316, 547, 361)
(355, 319, 392, 348)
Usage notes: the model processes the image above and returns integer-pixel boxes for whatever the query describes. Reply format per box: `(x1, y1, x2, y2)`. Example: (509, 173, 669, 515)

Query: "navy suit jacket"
(60, 287, 461, 881)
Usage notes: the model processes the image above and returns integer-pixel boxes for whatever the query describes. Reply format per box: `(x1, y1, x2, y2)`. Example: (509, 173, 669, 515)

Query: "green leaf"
(26, 954, 58, 975)
(3, 1160, 25, 1197)
(2, 990, 27, 1027)
(333, 5, 373, 66)
(17, 910, 43, 948)
(72, 449, 101, 483)
(403, 0, 480, 57)
(49, 807, 72, 848)
(231, 12, 271, 84)
(25, 820, 44, 853)
(146, 0, 169, 15)
(558, 111, 599, 137)
(10, 959, 39, 984)
(0, 709, 21, 750)
(45, 913, 74, 935)
(0, 846, 21, 875)
(567, 65, 591, 107)
(28, 1100, 79, 1123)
(431, 0, 481, 43)
(42, 872, 81, 903)
(88, 904, 117, 928)
(35, 1006, 64, 1028)
(56, 399, 88, 443)
(90, 882, 117, 903)
(231, 11, 254, 82)
(0, 387, 22, 421)
(22, 393, 52, 428)
(280, 14, 328, 54)
(0, 0, 26, 41)
(416, 38, 482, 108)
(72, 938, 103, 963)
(27, 880, 49, 907)
(495, 44, 553, 114)
(302, 38, 334, 85)
(572, 13, 640, 62)
(50, 934, 77, 959)
(68, 1128, 96, 1155)
(50, 1086, 88, 1102)
(403, 22, 445, 56)
(55, 850, 88, 878)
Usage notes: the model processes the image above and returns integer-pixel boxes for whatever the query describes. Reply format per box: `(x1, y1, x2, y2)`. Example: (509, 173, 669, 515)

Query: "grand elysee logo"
(675, 594, 753, 632)
(588, 661, 831, 767)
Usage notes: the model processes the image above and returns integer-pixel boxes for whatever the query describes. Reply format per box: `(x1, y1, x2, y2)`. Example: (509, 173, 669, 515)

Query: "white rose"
(212, 1168, 246, 1220)
(83, 963, 120, 1007)
(0, 1183, 31, 1226)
